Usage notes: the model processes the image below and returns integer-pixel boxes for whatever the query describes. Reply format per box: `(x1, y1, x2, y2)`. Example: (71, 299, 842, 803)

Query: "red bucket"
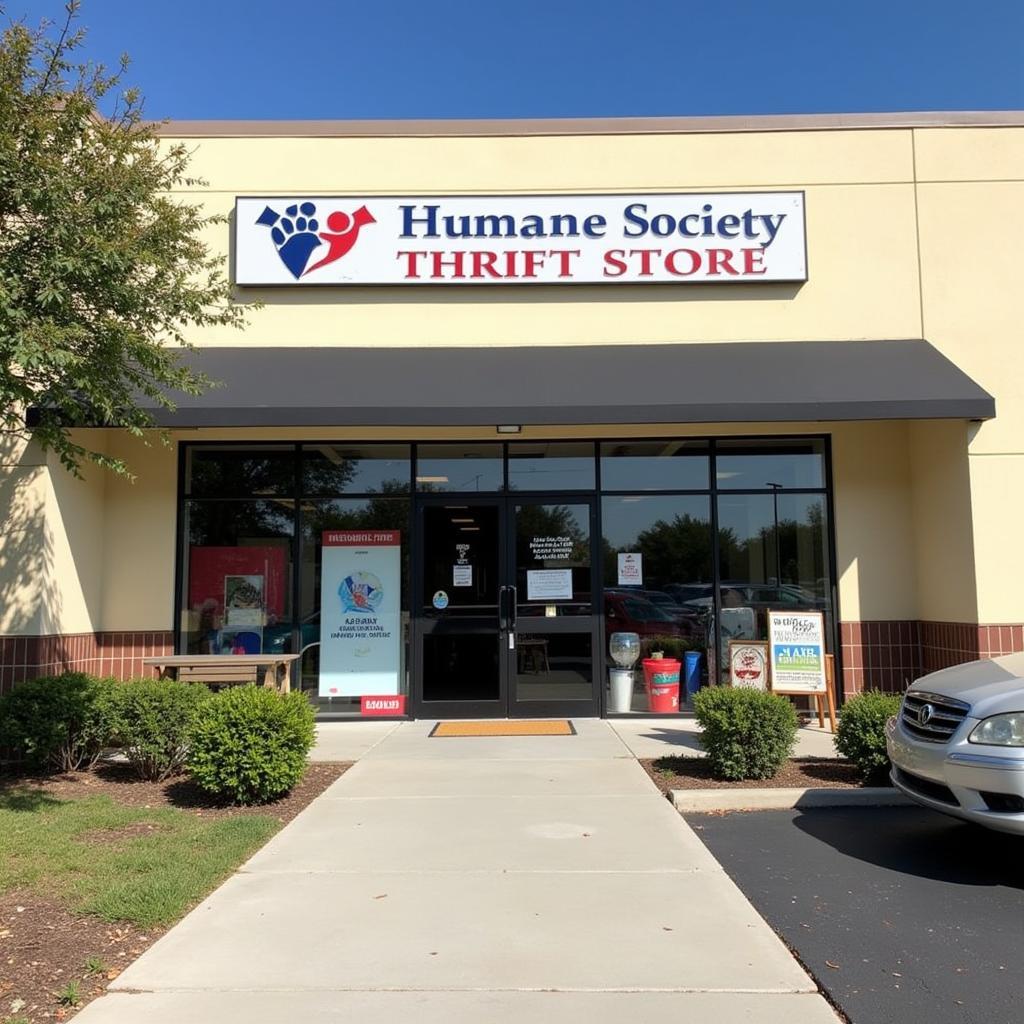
(642, 658, 681, 713)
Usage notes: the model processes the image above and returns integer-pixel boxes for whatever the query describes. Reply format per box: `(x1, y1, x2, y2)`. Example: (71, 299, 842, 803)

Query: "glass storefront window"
(301, 444, 411, 496)
(416, 444, 504, 492)
(715, 438, 826, 490)
(716, 491, 832, 682)
(600, 441, 709, 491)
(176, 437, 836, 718)
(601, 495, 713, 712)
(507, 442, 596, 491)
(180, 500, 295, 656)
(184, 445, 296, 497)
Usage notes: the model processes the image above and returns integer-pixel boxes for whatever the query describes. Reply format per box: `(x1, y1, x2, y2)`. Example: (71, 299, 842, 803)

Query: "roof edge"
(153, 110, 1024, 140)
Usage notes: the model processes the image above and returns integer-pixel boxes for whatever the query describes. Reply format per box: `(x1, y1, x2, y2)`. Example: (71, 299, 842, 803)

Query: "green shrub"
(835, 690, 903, 782)
(187, 687, 315, 805)
(693, 686, 798, 780)
(0, 673, 118, 771)
(111, 679, 210, 781)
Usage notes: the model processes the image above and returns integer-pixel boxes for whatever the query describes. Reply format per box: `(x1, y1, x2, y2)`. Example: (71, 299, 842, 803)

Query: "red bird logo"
(304, 205, 376, 276)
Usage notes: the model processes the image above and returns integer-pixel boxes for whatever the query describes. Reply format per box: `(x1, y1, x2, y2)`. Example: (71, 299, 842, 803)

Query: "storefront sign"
(319, 531, 402, 697)
(453, 564, 473, 587)
(360, 694, 406, 716)
(527, 568, 573, 601)
(729, 641, 770, 690)
(234, 192, 807, 286)
(617, 552, 643, 586)
(767, 610, 826, 694)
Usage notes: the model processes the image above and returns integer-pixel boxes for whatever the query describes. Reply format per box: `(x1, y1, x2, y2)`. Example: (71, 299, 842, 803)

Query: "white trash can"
(609, 668, 635, 714)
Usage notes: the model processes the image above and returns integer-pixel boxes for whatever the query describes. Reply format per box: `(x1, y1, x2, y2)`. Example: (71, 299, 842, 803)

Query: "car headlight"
(969, 713, 1024, 746)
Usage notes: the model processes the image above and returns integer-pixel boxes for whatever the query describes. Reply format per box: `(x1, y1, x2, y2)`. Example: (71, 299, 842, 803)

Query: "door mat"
(430, 720, 576, 737)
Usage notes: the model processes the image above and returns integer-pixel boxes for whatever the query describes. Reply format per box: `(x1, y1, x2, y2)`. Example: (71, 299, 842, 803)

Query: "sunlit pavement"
(74, 720, 840, 1023)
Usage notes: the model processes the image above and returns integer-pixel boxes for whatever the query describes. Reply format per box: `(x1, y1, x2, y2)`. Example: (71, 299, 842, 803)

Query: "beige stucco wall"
(99, 435, 178, 633)
(5, 119, 1023, 638)
(830, 422, 917, 621)
(913, 136, 1024, 622)
(0, 432, 107, 636)
(176, 127, 924, 349)
(907, 420, 978, 623)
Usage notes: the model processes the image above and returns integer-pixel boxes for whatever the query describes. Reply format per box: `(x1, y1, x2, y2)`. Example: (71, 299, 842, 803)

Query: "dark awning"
(145, 339, 994, 427)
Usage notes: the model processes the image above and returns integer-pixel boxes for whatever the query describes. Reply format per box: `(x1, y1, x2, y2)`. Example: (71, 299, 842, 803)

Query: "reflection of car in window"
(604, 591, 683, 638)
(642, 590, 679, 612)
(664, 583, 714, 606)
(681, 582, 827, 612)
(632, 590, 703, 636)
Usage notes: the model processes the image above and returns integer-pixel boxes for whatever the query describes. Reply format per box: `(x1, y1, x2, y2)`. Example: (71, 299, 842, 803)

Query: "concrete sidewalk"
(75, 721, 838, 1023)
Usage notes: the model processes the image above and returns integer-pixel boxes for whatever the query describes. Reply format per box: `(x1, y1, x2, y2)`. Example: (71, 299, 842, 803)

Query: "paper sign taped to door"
(527, 568, 573, 601)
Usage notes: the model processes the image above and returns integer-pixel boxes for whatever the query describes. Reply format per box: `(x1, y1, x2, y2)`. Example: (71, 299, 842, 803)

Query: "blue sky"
(7, 0, 1024, 120)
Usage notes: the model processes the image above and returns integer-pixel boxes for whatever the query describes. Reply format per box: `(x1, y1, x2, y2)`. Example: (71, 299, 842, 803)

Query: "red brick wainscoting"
(0, 632, 174, 694)
(4, 624, 1024, 701)
(920, 622, 1024, 675)
(841, 621, 1024, 696)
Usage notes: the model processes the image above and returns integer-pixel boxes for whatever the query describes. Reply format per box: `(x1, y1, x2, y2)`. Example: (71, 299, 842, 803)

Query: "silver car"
(886, 653, 1024, 835)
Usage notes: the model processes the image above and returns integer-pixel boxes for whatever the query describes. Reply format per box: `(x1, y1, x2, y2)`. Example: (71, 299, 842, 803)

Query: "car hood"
(910, 653, 1024, 717)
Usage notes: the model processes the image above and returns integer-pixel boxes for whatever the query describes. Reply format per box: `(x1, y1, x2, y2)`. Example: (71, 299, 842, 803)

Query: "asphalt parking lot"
(688, 806, 1024, 1024)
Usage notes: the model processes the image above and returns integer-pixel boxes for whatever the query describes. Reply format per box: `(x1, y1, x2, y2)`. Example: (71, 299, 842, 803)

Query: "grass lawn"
(0, 762, 348, 1023)
(0, 786, 279, 928)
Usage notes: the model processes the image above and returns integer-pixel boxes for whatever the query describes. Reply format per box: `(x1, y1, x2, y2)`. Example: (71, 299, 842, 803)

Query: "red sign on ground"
(360, 695, 406, 716)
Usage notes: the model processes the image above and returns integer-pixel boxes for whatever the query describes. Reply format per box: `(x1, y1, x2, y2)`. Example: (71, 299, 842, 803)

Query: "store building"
(1, 111, 1020, 718)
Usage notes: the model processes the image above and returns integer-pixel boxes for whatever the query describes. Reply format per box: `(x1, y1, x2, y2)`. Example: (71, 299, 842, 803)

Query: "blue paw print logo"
(256, 202, 321, 279)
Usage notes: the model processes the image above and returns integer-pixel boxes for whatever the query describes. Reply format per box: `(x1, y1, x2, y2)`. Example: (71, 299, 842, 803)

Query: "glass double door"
(413, 496, 600, 718)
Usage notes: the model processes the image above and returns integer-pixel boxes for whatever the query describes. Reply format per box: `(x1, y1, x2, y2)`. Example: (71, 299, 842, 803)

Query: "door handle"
(498, 585, 509, 630)
(509, 585, 518, 632)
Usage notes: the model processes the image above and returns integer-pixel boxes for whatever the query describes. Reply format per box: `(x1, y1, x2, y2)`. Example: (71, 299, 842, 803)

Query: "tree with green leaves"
(0, 2, 244, 476)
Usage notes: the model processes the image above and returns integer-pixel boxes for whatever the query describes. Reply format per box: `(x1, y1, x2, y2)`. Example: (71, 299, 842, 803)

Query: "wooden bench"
(175, 663, 260, 689)
(143, 655, 300, 694)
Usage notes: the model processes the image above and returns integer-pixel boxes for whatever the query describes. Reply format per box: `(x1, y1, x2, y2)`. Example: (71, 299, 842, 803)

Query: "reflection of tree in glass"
(302, 451, 357, 495)
(190, 448, 412, 498)
(305, 486, 410, 536)
(187, 500, 295, 545)
(302, 451, 412, 495)
(720, 502, 826, 596)
(772, 503, 825, 592)
(604, 514, 713, 587)
(189, 451, 296, 497)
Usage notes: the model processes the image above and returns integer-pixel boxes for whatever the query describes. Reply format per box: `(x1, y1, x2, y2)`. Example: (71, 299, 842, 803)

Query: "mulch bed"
(642, 756, 868, 798)
(0, 760, 350, 1022)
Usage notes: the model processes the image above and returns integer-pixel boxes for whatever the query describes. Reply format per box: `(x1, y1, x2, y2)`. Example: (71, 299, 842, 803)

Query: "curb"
(671, 786, 912, 813)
